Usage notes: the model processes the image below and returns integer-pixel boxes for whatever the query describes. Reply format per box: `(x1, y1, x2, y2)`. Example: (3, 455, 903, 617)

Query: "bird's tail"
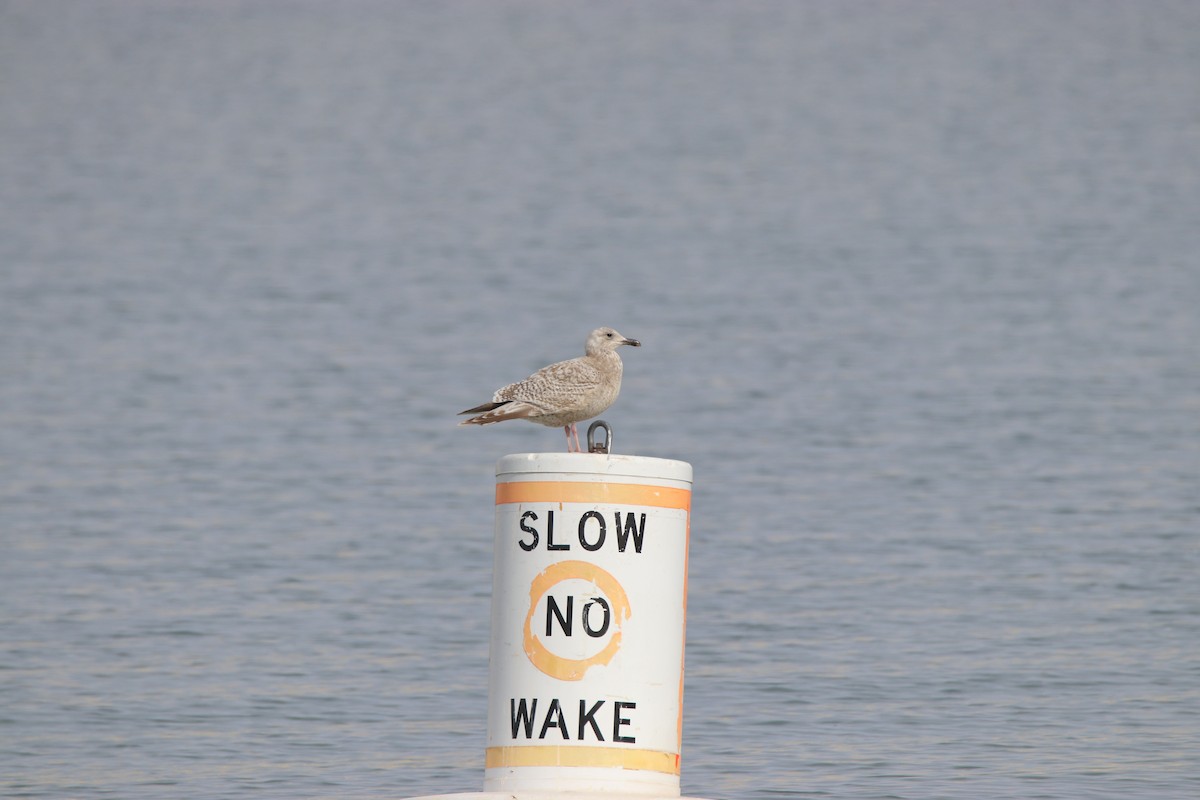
(458, 400, 542, 426)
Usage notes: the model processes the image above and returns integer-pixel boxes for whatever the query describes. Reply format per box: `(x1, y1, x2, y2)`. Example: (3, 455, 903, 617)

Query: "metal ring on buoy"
(587, 420, 612, 454)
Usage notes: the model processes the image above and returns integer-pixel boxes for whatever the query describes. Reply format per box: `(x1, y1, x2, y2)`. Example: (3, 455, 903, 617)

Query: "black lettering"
(518, 511, 539, 552)
(578, 510, 606, 551)
(538, 698, 568, 740)
(612, 701, 636, 743)
(545, 595, 573, 637)
(578, 699, 605, 741)
(546, 510, 569, 550)
(614, 512, 647, 553)
(582, 597, 610, 638)
(511, 698, 537, 739)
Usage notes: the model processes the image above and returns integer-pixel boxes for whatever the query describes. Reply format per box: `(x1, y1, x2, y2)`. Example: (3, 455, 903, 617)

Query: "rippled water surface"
(3, 2, 1198, 798)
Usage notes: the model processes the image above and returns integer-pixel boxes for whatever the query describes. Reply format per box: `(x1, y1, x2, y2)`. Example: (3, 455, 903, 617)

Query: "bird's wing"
(494, 357, 602, 412)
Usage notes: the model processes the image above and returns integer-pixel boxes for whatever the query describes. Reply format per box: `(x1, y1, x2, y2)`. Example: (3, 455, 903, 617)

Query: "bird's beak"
(623, 338, 641, 347)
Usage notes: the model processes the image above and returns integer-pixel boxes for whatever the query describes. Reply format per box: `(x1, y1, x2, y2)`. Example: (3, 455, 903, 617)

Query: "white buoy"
(407, 445, 713, 800)
(485, 452, 692, 796)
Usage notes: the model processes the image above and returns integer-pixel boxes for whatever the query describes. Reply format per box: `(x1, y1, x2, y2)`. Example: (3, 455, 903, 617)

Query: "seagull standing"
(459, 327, 641, 452)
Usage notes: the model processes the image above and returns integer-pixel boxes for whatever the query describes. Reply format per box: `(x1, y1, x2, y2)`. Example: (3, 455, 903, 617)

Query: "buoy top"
(496, 452, 693, 486)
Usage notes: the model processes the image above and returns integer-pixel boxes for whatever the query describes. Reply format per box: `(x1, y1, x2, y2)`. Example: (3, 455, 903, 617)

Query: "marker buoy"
(485, 452, 692, 796)
(405, 447, 714, 800)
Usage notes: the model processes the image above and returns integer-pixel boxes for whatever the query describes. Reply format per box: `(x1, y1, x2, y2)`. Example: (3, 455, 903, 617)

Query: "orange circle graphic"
(523, 560, 631, 681)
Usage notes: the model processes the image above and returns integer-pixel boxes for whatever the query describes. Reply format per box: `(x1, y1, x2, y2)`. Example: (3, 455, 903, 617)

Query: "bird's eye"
(605, 332, 613, 338)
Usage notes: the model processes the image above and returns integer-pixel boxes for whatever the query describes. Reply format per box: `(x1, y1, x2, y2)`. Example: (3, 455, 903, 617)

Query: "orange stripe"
(496, 481, 691, 510)
(485, 745, 680, 774)
(677, 509, 691, 751)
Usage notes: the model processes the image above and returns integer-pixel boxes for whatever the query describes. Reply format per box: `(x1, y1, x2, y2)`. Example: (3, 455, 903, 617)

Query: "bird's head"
(587, 327, 641, 355)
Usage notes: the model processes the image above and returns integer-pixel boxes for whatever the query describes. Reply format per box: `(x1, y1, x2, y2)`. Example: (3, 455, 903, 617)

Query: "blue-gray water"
(2, 2, 1198, 798)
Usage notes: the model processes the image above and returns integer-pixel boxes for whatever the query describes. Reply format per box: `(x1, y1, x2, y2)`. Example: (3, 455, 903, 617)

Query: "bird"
(459, 327, 641, 452)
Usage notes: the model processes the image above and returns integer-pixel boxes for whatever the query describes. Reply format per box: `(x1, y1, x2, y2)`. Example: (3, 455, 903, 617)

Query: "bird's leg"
(563, 425, 575, 452)
(572, 423, 583, 453)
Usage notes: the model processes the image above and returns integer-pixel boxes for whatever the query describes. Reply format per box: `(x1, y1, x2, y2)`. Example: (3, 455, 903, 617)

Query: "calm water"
(2, 2, 1198, 798)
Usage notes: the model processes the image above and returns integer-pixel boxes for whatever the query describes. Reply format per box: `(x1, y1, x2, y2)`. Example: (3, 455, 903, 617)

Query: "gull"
(459, 327, 641, 452)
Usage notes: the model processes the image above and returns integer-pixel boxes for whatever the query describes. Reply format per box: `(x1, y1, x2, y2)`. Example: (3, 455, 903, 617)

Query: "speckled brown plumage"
(459, 327, 641, 452)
